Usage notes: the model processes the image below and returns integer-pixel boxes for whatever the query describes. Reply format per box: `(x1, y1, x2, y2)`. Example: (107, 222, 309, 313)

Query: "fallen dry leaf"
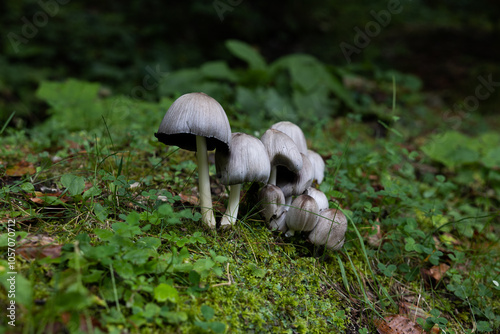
(5, 161, 36, 176)
(399, 302, 441, 334)
(29, 191, 70, 205)
(421, 263, 450, 284)
(179, 193, 199, 205)
(374, 314, 425, 334)
(17, 235, 62, 260)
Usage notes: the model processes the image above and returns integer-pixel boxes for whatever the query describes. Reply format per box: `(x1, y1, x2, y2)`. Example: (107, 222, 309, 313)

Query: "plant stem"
(196, 135, 216, 229)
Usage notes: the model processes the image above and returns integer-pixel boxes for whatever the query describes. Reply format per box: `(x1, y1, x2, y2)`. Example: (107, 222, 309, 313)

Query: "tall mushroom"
(215, 132, 270, 227)
(155, 92, 231, 229)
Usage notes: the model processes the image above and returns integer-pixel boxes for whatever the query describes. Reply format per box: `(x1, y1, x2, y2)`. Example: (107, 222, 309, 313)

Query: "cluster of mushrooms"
(155, 92, 347, 250)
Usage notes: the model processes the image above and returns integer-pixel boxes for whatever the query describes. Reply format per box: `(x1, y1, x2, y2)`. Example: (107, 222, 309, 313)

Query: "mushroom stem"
(196, 135, 216, 229)
(269, 167, 277, 185)
(220, 183, 242, 227)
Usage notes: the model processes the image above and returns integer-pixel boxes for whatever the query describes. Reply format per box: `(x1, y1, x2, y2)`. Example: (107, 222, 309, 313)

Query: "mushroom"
(271, 121, 308, 154)
(308, 209, 347, 250)
(285, 194, 319, 237)
(215, 132, 270, 227)
(155, 92, 231, 229)
(306, 149, 325, 184)
(259, 184, 287, 232)
(277, 153, 314, 206)
(303, 187, 329, 211)
(260, 129, 302, 186)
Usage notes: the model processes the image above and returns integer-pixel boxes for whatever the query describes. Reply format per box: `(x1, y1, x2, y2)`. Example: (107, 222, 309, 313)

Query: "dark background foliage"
(1, 0, 499, 126)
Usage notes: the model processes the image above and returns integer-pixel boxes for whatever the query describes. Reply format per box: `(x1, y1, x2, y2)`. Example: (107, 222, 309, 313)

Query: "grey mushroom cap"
(285, 194, 319, 233)
(271, 121, 308, 155)
(259, 184, 285, 222)
(307, 149, 325, 184)
(215, 132, 271, 185)
(277, 153, 314, 198)
(260, 129, 303, 173)
(155, 92, 231, 152)
(259, 184, 288, 232)
(303, 187, 329, 211)
(308, 209, 347, 250)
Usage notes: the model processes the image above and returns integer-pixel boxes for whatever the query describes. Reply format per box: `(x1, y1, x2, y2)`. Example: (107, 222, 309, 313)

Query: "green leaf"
(113, 260, 135, 280)
(248, 263, 267, 278)
(477, 321, 493, 332)
(161, 310, 188, 324)
(112, 222, 142, 237)
(126, 211, 141, 226)
(122, 249, 156, 265)
(201, 305, 215, 320)
(0, 232, 28, 247)
(154, 283, 179, 303)
(93, 203, 109, 222)
(94, 228, 114, 241)
(20, 182, 35, 193)
(193, 258, 215, 273)
(201, 61, 238, 82)
(225, 40, 266, 70)
(421, 131, 481, 168)
(36, 79, 105, 132)
(137, 237, 161, 250)
(83, 186, 101, 199)
(82, 269, 105, 283)
(189, 270, 201, 285)
(84, 244, 118, 260)
(0, 269, 32, 306)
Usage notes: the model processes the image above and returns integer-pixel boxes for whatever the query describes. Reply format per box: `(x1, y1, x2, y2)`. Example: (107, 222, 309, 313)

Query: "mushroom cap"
(307, 149, 325, 184)
(260, 129, 303, 173)
(303, 187, 329, 211)
(271, 121, 308, 154)
(277, 153, 314, 198)
(259, 184, 285, 222)
(155, 92, 231, 152)
(308, 209, 347, 250)
(285, 194, 319, 233)
(215, 132, 271, 185)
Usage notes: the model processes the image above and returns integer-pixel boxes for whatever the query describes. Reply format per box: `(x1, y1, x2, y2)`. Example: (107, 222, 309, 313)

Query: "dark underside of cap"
(154, 132, 229, 153)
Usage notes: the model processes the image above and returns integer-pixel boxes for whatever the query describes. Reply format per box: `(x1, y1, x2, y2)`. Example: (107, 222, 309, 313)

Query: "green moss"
(196, 224, 347, 333)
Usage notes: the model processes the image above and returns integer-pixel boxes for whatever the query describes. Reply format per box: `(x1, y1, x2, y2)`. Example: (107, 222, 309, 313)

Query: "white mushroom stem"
(196, 135, 216, 229)
(269, 167, 277, 185)
(220, 183, 242, 227)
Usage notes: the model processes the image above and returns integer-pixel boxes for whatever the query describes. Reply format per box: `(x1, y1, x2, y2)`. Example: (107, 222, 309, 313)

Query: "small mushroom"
(308, 209, 347, 250)
(271, 121, 308, 154)
(303, 187, 329, 211)
(155, 92, 231, 229)
(285, 194, 319, 237)
(260, 129, 302, 186)
(306, 149, 325, 184)
(259, 184, 287, 232)
(215, 132, 270, 227)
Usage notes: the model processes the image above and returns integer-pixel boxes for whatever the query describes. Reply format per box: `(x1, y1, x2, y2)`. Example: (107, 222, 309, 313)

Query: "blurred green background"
(1, 0, 499, 128)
